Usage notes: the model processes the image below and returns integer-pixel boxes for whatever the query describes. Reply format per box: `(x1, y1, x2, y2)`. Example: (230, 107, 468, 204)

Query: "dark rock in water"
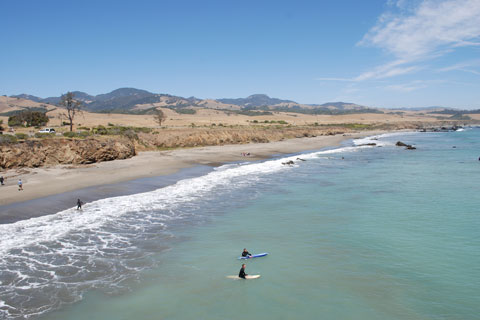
(358, 143, 377, 146)
(420, 126, 463, 133)
(296, 158, 306, 161)
(282, 160, 294, 165)
(453, 146, 456, 148)
(396, 141, 416, 150)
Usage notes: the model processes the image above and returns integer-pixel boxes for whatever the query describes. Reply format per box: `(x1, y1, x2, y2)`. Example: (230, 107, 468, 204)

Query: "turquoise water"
(2, 129, 479, 319)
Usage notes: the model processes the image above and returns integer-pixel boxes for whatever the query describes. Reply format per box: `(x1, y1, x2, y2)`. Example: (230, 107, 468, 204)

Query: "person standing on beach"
(77, 199, 83, 210)
(239, 264, 247, 279)
(18, 179, 23, 191)
(0, 176, 4, 185)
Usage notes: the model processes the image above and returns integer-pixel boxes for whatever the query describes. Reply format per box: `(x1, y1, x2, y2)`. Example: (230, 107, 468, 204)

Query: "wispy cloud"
(353, 60, 420, 81)
(383, 79, 448, 92)
(437, 59, 480, 75)
(356, 0, 480, 80)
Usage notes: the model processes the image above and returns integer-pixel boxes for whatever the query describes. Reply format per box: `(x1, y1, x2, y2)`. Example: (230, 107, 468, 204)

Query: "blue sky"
(1, 0, 479, 108)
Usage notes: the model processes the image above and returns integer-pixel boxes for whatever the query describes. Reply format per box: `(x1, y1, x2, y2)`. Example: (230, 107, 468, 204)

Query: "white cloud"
(357, 0, 480, 80)
(354, 60, 420, 81)
(383, 79, 448, 92)
(438, 59, 480, 75)
(385, 83, 426, 92)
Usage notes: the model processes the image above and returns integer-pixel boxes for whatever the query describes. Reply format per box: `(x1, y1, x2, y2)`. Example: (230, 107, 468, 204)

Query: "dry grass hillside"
(1, 95, 478, 169)
(2, 95, 476, 133)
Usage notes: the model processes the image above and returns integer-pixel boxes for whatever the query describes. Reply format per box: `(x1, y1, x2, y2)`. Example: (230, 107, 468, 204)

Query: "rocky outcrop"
(0, 138, 135, 169)
(396, 141, 416, 150)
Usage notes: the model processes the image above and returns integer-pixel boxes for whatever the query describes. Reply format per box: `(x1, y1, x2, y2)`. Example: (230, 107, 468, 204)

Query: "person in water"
(239, 264, 247, 279)
(242, 248, 252, 258)
(77, 199, 83, 210)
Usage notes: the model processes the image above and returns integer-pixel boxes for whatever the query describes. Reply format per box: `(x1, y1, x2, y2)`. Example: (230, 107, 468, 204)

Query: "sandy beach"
(0, 131, 384, 208)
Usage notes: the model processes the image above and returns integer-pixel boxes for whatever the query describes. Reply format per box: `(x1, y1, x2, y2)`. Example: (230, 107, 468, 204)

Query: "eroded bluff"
(0, 138, 135, 169)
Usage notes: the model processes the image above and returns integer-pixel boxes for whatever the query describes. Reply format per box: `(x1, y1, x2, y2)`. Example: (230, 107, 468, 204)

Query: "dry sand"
(0, 131, 384, 206)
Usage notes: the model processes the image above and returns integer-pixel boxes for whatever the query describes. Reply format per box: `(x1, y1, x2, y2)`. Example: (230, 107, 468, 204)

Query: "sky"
(1, 0, 479, 108)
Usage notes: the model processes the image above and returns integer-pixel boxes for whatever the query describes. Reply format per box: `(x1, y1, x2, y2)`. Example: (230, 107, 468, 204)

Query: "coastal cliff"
(0, 138, 136, 169)
(0, 122, 465, 169)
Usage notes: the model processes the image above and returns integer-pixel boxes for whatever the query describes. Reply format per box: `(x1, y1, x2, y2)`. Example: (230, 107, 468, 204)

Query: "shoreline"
(0, 130, 387, 213)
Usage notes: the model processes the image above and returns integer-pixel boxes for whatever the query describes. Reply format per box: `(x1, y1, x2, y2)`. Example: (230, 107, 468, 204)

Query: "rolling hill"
(7, 88, 387, 115)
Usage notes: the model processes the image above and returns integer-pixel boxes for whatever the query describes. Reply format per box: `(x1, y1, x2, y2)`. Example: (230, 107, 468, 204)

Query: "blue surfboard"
(238, 253, 268, 260)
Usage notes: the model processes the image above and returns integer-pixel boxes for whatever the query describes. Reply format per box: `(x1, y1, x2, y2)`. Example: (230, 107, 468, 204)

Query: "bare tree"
(154, 109, 166, 126)
(59, 92, 82, 132)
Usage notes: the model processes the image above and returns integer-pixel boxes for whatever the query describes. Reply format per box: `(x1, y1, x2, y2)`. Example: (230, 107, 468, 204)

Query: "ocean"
(1, 128, 479, 319)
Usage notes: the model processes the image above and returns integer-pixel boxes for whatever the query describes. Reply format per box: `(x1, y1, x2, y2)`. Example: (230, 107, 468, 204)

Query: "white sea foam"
(0, 145, 366, 257)
(0, 136, 401, 319)
(353, 131, 420, 147)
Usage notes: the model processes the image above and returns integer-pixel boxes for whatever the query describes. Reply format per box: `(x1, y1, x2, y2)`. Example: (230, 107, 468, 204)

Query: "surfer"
(77, 199, 83, 210)
(239, 264, 247, 279)
(241, 248, 252, 258)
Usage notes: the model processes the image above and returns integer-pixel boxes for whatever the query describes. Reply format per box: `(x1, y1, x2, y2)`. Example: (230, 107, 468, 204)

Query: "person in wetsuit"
(77, 199, 83, 210)
(241, 248, 252, 258)
(239, 264, 247, 279)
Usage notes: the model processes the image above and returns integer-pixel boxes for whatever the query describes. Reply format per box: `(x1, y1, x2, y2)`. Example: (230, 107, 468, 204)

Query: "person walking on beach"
(77, 199, 83, 210)
(239, 264, 247, 279)
(0, 176, 4, 186)
(241, 248, 252, 258)
(18, 179, 23, 191)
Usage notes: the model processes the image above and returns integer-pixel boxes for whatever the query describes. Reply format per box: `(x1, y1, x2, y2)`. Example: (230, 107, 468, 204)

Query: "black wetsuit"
(241, 251, 251, 257)
(77, 200, 82, 210)
(239, 267, 247, 279)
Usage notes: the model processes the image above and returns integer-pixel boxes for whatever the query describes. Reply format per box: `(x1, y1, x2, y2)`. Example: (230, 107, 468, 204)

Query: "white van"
(38, 128, 56, 133)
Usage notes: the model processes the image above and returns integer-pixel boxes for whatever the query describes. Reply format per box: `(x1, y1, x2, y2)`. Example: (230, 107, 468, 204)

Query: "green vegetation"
(0, 107, 48, 117)
(449, 113, 472, 120)
(14, 133, 29, 140)
(8, 110, 49, 127)
(233, 110, 274, 116)
(92, 125, 152, 134)
(34, 132, 56, 139)
(63, 131, 91, 138)
(316, 123, 376, 130)
(171, 108, 196, 114)
(428, 109, 480, 115)
(0, 135, 18, 144)
(90, 125, 152, 140)
(94, 107, 158, 115)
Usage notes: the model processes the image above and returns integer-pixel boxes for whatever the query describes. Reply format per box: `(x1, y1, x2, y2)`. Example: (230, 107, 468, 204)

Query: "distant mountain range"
(217, 94, 296, 108)
(9, 88, 380, 114)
